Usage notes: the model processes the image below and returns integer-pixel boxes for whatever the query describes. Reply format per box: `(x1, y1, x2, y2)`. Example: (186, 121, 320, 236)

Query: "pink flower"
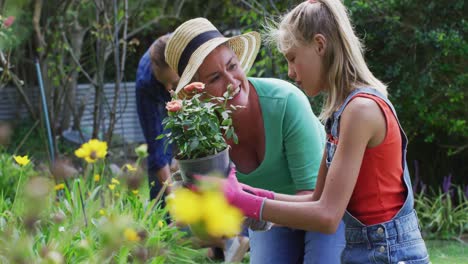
(166, 100, 183, 112)
(3, 16, 15, 28)
(183, 82, 205, 94)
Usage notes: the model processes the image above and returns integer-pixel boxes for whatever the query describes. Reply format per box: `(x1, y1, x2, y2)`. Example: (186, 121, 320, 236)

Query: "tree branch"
(33, 0, 46, 50)
(61, 32, 97, 87)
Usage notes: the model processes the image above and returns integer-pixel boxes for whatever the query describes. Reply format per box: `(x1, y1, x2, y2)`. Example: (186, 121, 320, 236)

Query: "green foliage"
(344, 0, 467, 185)
(346, 0, 467, 144)
(160, 86, 239, 160)
(415, 186, 468, 240)
(0, 148, 205, 263)
(0, 152, 34, 204)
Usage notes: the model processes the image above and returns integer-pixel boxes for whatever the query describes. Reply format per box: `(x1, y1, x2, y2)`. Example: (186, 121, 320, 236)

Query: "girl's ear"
(313, 34, 327, 56)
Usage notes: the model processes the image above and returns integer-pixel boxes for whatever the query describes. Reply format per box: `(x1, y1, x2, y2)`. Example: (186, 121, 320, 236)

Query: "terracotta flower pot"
(176, 148, 230, 183)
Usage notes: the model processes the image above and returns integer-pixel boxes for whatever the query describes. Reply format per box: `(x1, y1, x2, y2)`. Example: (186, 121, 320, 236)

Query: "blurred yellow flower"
(167, 188, 203, 224)
(108, 184, 116, 190)
(94, 174, 100, 182)
(54, 183, 65, 191)
(157, 220, 164, 228)
(124, 228, 140, 242)
(125, 164, 137, 172)
(99, 209, 106, 216)
(111, 178, 120, 185)
(132, 190, 139, 195)
(115, 192, 120, 197)
(13, 155, 30, 166)
(74, 139, 108, 163)
(202, 191, 243, 237)
(166, 188, 243, 238)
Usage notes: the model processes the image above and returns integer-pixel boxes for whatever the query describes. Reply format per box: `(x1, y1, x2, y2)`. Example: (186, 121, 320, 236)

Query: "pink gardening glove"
(239, 182, 275, 200)
(223, 167, 266, 220)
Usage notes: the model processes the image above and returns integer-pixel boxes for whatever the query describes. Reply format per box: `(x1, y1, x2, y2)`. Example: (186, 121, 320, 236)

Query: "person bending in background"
(135, 33, 179, 200)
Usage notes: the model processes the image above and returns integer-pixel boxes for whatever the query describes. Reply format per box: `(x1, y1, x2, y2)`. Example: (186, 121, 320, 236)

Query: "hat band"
(177, 30, 223, 76)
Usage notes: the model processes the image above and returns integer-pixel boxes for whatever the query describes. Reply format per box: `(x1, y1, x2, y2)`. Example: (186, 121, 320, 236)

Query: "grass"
(427, 240, 467, 264)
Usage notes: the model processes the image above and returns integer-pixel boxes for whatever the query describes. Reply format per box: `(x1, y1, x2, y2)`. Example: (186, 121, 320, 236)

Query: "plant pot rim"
(176, 147, 229, 164)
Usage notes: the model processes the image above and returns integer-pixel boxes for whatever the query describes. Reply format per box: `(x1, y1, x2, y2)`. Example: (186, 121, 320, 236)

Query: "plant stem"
(142, 180, 169, 222)
(77, 180, 89, 227)
(11, 169, 23, 210)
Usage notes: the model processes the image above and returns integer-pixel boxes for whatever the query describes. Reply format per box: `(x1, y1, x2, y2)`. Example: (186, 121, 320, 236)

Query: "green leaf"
(189, 139, 199, 151)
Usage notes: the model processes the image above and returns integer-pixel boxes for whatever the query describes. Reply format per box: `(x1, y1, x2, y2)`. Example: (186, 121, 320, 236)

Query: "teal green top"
(236, 78, 325, 195)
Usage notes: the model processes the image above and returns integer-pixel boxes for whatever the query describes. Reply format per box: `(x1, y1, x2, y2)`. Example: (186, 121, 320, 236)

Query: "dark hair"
(150, 34, 171, 70)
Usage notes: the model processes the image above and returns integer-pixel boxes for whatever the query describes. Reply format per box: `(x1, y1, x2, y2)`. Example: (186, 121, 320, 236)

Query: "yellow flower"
(166, 188, 203, 224)
(124, 164, 137, 172)
(94, 174, 100, 182)
(99, 209, 106, 216)
(202, 191, 243, 237)
(108, 184, 116, 190)
(13, 155, 30, 166)
(54, 183, 65, 191)
(124, 228, 140, 242)
(157, 220, 164, 228)
(74, 139, 108, 163)
(132, 190, 139, 195)
(111, 178, 120, 185)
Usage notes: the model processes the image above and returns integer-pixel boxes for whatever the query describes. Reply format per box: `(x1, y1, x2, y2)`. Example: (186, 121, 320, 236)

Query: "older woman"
(165, 18, 345, 264)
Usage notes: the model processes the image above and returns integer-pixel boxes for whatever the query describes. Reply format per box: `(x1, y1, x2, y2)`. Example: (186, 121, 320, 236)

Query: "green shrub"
(415, 186, 468, 240)
(0, 146, 205, 263)
(0, 151, 35, 204)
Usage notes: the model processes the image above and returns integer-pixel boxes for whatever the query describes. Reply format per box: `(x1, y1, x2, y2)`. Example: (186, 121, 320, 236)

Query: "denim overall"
(325, 88, 429, 264)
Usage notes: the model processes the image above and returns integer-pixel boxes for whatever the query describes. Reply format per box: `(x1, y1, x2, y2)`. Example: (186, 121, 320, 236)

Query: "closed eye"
(209, 74, 220, 83)
(228, 63, 237, 71)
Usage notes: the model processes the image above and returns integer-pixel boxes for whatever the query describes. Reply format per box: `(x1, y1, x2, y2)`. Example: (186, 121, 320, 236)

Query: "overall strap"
(327, 87, 415, 226)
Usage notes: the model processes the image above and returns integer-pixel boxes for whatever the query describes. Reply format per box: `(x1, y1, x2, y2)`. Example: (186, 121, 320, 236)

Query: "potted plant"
(158, 82, 240, 183)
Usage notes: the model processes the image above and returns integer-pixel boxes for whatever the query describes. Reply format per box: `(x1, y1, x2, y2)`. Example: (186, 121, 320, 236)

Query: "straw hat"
(165, 17, 261, 94)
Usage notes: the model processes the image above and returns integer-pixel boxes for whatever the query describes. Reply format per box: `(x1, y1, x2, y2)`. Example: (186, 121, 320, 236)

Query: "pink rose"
(3, 16, 15, 28)
(183, 82, 205, 94)
(166, 100, 183, 112)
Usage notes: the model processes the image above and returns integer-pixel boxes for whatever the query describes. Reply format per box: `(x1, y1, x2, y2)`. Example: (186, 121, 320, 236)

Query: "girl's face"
(197, 45, 250, 107)
(284, 39, 326, 97)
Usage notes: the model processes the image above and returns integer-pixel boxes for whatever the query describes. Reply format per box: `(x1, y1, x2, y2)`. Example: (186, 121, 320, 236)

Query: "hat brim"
(174, 31, 261, 94)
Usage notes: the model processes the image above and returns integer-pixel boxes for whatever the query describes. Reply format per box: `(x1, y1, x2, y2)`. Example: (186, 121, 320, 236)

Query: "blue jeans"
(305, 220, 346, 264)
(249, 222, 345, 264)
(342, 211, 429, 264)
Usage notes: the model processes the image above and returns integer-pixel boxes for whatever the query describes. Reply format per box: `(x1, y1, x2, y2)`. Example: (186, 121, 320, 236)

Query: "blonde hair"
(265, 0, 387, 121)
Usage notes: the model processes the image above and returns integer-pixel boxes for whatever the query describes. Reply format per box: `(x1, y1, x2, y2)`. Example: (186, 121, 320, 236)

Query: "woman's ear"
(313, 34, 327, 56)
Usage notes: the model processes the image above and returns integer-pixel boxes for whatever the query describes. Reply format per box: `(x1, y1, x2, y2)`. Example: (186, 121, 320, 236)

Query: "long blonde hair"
(265, 0, 387, 121)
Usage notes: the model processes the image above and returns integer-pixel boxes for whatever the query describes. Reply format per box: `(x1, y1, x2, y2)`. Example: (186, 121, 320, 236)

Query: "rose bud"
(183, 82, 205, 94)
(166, 100, 183, 112)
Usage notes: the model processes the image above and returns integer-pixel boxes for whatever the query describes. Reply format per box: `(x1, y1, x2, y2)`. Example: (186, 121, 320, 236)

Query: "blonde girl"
(220, 0, 430, 263)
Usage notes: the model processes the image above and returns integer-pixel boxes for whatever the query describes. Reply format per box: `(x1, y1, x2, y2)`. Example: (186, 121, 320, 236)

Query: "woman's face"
(284, 41, 325, 97)
(197, 45, 250, 107)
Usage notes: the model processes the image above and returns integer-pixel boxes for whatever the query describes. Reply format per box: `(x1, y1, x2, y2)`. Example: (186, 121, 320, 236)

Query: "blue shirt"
(135, 50, 172, 172)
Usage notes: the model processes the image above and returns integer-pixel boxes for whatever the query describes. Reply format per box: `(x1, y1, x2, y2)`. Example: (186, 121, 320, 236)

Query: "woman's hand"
(194, 166, 267, 220)
(222, 167, 266, 220)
